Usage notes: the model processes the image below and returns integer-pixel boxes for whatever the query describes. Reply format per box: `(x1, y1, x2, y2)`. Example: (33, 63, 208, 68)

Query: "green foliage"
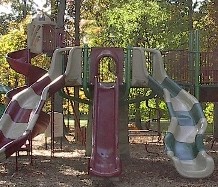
(128, 88, 169, 122)
(203, 102, 214, 124)
(0, 20, 27, 87)
(10, 0, 36, 21)
(195, 0, 218, 52)
(83, 0, 193, 49)
(98, 57, 116, 82)
(0, 13, 14, 35)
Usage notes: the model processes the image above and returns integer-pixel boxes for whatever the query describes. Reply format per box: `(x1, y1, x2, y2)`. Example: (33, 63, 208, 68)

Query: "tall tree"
(82, 0, 191, 49)
(196, 0, 218, 51)
(0, 0, 37, 34)
(9, 0, 36, 20)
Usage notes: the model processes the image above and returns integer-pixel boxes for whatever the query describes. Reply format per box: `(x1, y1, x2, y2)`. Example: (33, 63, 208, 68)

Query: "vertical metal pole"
(29, 134, 33, 165)
(189, 31, 194, 87)
(83, 44, 90, 98)
(51, 96, 55, 157)
(16, 151, 18, 171)
(26, 49, 31, 86)
(67, 99, 70, 129)
(194, 30, 200, 100)
(214, 104, 218, 138)
(123, 46, 131, 99)
(188, 0, 194, 93)
(74, 0, 81, 142)
(211, 103, 218, 148)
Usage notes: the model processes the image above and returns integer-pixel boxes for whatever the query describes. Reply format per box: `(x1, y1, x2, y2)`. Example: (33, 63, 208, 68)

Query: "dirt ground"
(0, 132, 218, 187)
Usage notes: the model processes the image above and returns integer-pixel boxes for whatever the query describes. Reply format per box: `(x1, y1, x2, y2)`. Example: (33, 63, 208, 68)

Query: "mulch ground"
(0, 133, 218, 187)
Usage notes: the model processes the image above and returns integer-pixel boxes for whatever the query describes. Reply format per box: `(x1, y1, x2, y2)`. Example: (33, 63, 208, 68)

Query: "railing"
(162, 50, 218, 86)
(200, 52, 218, 85)
(162, 50, 194, 85)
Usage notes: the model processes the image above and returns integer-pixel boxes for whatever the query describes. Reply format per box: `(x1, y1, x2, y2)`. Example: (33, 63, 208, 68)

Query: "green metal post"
(189, 31, 193, 53)
(82, 44, 90, 99)
(194, 30, 200, 100)
(189, 31, 194, 87)
(123, 46, 132, 100)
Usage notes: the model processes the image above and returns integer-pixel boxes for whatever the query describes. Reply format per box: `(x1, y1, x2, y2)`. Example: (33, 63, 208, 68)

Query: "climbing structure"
(0, 19, 214, 178)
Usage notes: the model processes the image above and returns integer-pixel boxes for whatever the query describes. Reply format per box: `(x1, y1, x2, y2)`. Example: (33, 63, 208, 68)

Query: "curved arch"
(90, 47, 124, 85)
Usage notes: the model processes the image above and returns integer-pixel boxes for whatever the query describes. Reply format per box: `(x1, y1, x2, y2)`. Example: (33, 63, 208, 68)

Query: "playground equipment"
(27, 13, 56, 54)
(71, 46, 214, 178)
(89, 77, 121, 177)
(1, 47, 71, 161)
(147, 48, 214, 178)
(3, 43, 215, 178)
(162, 45, 218, 149)
(0, 13, 214, 179)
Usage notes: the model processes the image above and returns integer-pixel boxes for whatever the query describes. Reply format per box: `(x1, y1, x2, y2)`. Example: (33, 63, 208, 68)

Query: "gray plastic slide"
(131, 47, 214, 178)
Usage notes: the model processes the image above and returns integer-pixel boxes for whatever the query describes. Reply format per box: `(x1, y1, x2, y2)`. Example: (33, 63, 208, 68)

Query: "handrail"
(58, 89, 91, 105)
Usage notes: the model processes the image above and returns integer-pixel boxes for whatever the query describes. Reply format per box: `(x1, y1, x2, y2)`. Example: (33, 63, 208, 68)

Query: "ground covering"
(0, 132, 217, 187)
